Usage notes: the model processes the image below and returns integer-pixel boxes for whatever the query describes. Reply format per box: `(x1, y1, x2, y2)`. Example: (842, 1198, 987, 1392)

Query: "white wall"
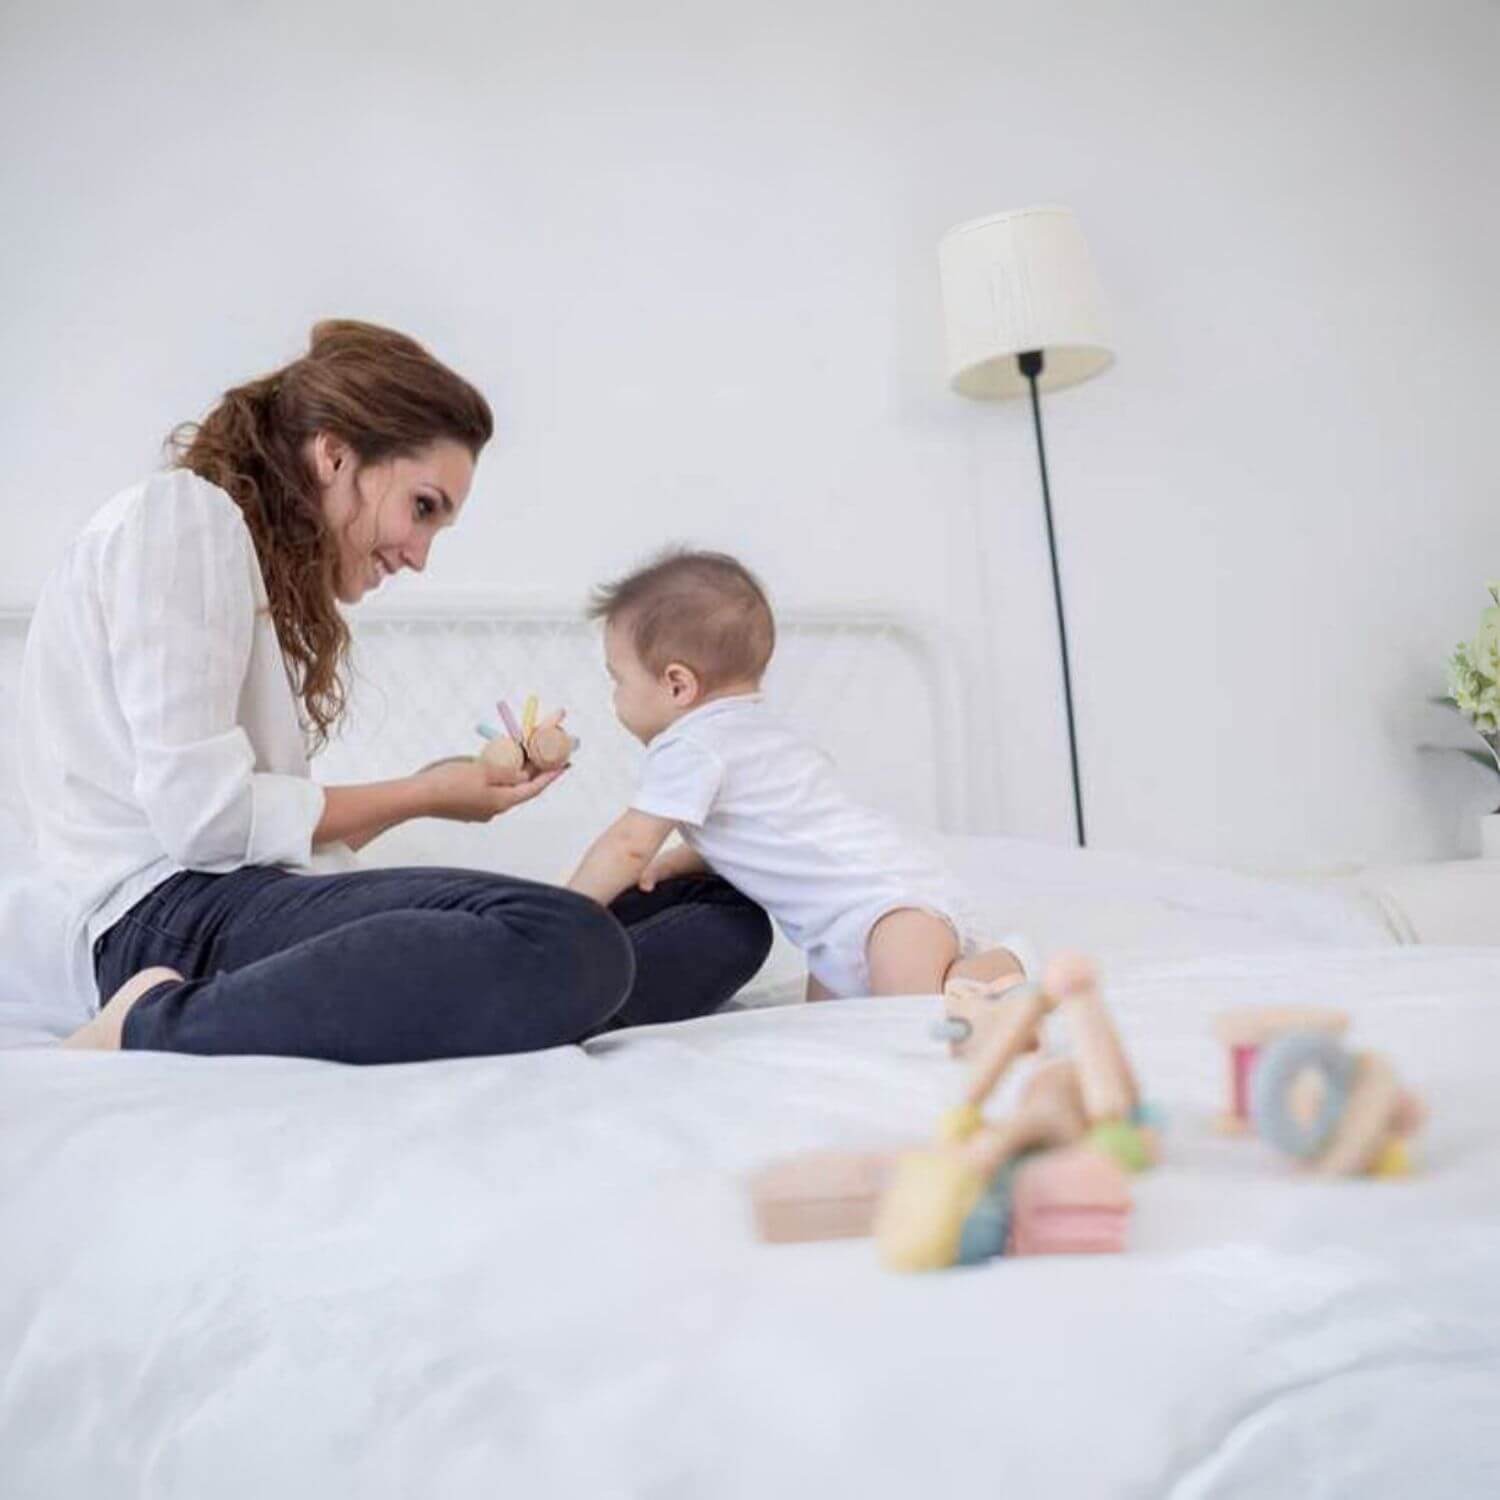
(2, 0, 1497, 870)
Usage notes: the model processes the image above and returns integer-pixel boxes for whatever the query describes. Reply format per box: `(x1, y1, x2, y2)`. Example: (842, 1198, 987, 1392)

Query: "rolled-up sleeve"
(99, 473, 324, 870)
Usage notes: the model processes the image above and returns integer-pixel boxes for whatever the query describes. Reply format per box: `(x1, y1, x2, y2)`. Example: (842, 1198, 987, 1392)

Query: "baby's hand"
(637, 844, 704, 891)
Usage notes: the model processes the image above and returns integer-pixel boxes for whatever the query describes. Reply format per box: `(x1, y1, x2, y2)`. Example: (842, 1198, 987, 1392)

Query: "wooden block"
(1214, 1005, 1349, 1048)
(1009, 1144, 1132, 1256)
(749, 1150, 903, 1243)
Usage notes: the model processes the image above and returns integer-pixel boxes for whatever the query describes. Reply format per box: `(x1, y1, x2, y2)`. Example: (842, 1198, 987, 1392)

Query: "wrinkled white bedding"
(3, 947, 1497, 1498)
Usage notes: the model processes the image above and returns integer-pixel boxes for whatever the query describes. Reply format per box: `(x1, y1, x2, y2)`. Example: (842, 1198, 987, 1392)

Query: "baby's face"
(603, 622, 681, 744)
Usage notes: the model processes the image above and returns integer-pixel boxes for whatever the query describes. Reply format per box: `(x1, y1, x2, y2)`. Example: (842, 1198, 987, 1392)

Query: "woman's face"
(312, 434, 476, 603)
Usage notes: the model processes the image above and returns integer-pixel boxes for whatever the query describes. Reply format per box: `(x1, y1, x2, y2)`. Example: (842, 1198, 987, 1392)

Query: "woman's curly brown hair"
(168, 320, 493, 747)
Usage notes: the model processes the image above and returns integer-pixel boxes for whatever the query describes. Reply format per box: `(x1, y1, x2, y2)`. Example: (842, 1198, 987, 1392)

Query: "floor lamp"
(938, 205, 1113, 847)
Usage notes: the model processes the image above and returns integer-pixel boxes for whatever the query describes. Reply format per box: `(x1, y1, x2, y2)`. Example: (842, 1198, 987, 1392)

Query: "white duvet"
(3, 946, 1498, 1499)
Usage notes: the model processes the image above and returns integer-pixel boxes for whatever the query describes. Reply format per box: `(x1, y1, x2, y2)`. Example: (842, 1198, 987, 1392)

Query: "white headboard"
(1, 598, 972, 882)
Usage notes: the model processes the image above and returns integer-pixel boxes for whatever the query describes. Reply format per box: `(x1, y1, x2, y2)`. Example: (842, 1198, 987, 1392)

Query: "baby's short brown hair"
(588, 549, 776, 690)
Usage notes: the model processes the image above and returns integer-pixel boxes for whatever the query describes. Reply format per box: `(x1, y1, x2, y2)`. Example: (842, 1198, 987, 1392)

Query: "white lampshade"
(939, 205, 1113, 399)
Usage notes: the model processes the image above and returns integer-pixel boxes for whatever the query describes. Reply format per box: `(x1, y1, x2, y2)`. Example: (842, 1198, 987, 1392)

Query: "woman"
(21, 320, 772, 1061)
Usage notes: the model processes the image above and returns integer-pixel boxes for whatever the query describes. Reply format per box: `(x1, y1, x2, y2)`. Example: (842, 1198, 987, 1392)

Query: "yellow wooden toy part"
(1371, 1137, 1413, 1178)
(874, 1151, 988, 1271)
(876, 957, 1126, 1272)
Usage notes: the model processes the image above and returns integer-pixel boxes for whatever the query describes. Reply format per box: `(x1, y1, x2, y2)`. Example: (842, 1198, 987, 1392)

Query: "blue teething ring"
(1249, 1032, 1355, 1159)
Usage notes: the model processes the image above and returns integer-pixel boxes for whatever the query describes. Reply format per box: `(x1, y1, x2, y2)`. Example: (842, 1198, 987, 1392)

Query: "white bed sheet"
(3, 947, 1497, 1498)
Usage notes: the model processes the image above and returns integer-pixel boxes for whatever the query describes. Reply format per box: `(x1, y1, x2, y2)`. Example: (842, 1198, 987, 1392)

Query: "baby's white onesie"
(628, 693, 1030, 996)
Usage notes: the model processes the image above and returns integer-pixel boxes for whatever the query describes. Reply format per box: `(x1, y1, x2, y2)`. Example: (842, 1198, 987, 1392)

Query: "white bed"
(2, 949, 1498, 1497)
(2, 602, 1496, 1497)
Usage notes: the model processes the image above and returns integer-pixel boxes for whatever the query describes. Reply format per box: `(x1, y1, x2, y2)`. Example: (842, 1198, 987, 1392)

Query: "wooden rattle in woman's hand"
(476, 695, 578, 784)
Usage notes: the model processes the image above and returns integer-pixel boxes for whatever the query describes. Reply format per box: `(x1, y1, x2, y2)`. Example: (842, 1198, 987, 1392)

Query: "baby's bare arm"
(638, 842, 709, 891)
(568, 809, 676, 906)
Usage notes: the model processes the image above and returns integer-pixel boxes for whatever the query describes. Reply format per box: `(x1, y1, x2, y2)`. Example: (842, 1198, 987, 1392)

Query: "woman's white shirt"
(19, 470, 353, 975)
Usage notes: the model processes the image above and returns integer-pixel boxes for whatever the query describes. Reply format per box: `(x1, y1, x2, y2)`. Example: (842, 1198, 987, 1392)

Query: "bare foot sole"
(62, 966, 182, 1051)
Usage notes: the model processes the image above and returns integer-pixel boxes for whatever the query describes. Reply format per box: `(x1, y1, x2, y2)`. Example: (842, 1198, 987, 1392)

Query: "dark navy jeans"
(93, 865, 772, 1064)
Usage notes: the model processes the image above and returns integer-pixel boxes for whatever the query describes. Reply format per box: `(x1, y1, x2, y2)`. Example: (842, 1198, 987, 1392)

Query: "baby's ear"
(664, 662, 700, 704)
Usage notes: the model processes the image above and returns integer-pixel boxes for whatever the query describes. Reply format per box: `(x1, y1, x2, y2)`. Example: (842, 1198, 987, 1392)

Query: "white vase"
(1482, 813, 1500, 859)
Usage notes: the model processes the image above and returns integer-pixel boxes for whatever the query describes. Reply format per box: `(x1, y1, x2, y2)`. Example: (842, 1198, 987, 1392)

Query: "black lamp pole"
(1017, 348, 1086, 848)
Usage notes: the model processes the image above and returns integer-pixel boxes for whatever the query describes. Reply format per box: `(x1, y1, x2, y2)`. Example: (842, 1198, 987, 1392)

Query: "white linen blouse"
(19, 470, 353, 973)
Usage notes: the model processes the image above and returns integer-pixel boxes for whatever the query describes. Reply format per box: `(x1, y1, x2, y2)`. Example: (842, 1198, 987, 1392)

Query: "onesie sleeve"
(98, 471, 325, 870)
(630, 732, 724, 827)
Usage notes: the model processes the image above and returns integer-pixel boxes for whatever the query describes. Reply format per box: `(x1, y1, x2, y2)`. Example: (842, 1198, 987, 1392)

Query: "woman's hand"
(413, 756, 567, 823)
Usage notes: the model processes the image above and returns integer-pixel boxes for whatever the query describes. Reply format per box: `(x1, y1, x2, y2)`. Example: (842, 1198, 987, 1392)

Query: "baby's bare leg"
(948, 946, 1027, 988)
(868, 908, 1028, 998)
(866, 908, 961, 995)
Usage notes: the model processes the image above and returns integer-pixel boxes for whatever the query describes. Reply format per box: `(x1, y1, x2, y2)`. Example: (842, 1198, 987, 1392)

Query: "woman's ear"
(664, 662, 700, 706)
(309, 431, 351, 486)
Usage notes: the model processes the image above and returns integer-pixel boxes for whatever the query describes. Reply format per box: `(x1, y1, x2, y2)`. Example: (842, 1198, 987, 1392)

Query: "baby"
(567, 550, 1031, 999)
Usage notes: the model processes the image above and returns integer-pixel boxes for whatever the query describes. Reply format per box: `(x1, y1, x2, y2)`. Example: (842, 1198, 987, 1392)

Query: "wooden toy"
(748, 1149, 905, 1243)
(1213, 1005, 1348, 1134)
(1018, 1058, 1090, 1139)
(937, 957, 1140, 1122)
(874, 1088, 1088, 1272)
(747, 1053, 1132, 1251)
(747, 954, 1152, 1266)
(933, 972, 1035, 1060)
(936, 979, 1057, 1144)
(1249, 1031, 1425, 1178)
(475, 696, 578, 782)
(1009, 1144, 1131, 1255)
(1053, 952, 1140, 1124)
(875, 954, 1148, 1272)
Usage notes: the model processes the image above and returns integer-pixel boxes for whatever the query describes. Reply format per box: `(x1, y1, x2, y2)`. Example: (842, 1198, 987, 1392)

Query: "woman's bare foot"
(62, 967, 182, 1051)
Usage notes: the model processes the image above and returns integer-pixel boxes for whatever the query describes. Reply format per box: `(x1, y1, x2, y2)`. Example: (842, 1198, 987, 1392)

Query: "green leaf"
(1417, 745, 1500, 778)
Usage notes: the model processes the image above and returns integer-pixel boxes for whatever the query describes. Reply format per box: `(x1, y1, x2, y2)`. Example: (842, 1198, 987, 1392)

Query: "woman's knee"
(675, 876, 773, 978)
(504, 885, 636, 1035)
(713, 889, 774, 988)
(624, 874, 773, 1012)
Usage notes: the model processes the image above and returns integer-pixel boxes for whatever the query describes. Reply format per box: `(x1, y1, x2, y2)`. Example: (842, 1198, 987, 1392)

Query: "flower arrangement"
(1442, 583, 1500, 798)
